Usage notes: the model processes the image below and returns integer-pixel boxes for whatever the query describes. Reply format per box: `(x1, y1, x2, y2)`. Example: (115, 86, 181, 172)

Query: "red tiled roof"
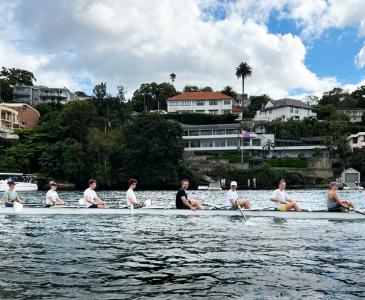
(168, 92, 232, 101)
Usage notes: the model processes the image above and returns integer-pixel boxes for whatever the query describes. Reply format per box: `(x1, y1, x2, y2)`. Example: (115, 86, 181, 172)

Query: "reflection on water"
(0, 190, 365, 299)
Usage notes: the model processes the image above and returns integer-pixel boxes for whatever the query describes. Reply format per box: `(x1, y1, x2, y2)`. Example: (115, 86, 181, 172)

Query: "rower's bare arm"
(333, 193, 343, 205)
(85, 195, 94, 205)
(17, 195, 23, 203)
(270, 197, 278, 203)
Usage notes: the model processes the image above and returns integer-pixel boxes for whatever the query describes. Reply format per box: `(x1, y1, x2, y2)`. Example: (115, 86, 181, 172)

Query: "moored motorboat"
(0, 207, 364, 220)
(0, 173, 38, 192)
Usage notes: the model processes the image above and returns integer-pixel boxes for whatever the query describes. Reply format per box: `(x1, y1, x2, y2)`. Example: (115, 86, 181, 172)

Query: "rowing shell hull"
(0, 208, 364, 220)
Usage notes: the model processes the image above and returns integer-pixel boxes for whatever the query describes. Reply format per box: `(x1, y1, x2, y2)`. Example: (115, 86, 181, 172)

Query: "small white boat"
(197, 182, 222, 190)
(0, 173, 38, 192)
(0, 207, 364, 220)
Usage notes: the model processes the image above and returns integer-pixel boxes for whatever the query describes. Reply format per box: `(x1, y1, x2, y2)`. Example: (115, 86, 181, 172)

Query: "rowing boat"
(0, 207, 364, 220)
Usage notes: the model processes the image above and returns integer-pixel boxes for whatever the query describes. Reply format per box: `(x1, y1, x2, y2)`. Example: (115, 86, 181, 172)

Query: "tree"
(351, 85, 365, 108)
(183, 85, 199, 92)
(201, 86, 213, 92)
(123, 116, 184, 186)
(262, 139, 275, 158)
(235, 61, 252, 112)
(0, 67, 36, 86)
(221, 86, 236, 98)
(0, 67, 37, 101)
(117, 85, 126, 103)
(130, 82, 177, 112)
(93, 82, 107, 99)
(170, 73, 176, 85)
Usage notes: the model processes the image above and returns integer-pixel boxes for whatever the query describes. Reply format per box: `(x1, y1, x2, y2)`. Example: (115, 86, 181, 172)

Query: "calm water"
(0, 189, 365, 299)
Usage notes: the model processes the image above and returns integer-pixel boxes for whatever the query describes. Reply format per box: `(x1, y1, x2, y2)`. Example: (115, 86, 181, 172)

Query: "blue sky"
(1, 0, 365, 99)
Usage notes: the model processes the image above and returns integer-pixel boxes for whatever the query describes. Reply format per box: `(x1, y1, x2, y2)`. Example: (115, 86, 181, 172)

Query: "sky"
(1, 0, 365, 100)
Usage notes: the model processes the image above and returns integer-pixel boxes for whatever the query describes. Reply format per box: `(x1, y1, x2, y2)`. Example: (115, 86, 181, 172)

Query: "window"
(209, 110, 219, 115)
(180, 101, 191, 106)
(353, 137, 358, 144)
(227, 139, 238, 147)
(191, 140, 201, 148)
(195, 110, 205, 114)
(281, 115, 286, 120)
(209, 100, 218, 105)
(22, 106, 27, 112)
(189, 130, 199, 136)
(290, 107, 293, 113)
(252, 139, 261, 146)
(214, 139, 226, 147)
(200, 130, 212, 135)
(202, 140, 213, 147)
(183, 131, 189, 136)
(269, 110, 272, 114)
(224, 100, 231, 105)
(196, 100, 205, 106)
(213, 129, 225, 135)
(295, 109, 299, 113)
(169, 101, 178, 106)
(226, 129, 239, 135)
(184, 142, 190, 148)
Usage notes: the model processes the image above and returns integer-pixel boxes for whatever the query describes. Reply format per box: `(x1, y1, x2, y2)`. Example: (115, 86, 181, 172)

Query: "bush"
(269, 157, 308, 168)
(164, 113, 238, 125)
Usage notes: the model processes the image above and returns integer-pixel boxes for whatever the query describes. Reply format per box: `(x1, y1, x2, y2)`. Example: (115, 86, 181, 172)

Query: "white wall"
(254, 106, 316, 121)
(167, 99, 232, 114)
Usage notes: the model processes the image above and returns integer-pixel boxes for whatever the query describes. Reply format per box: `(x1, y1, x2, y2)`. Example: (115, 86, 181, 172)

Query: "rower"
(126, 179, 145, 208)
(270, 179, 301, 211)
(176, 179, 203, 210)
(83, 179, 107, 208)
(3, 180, 24, 207)
(46, 181, 65, 206)
(225, 181, 250, 209)
(327, 181, 355, 212)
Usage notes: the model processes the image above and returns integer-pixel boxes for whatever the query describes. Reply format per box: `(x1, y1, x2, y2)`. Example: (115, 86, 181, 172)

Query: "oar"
(346, 206, 365, 216)
(236, 200, 247, 222)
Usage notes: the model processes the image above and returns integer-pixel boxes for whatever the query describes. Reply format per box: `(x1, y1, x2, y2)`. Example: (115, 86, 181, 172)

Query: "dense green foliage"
(0, 99, 188, 188)
(269, 157, 308, 168)
(130, 82, 177, 112)
(213, 164, 304, 189)
(165, 113, 238, 125)
(0, 67, 36, 101)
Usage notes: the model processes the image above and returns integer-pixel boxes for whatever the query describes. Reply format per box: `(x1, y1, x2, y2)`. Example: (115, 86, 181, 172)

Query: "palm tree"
(262, 139, 275, 158)
(235, 62, 252, 117)
(170, 73, 176, 85)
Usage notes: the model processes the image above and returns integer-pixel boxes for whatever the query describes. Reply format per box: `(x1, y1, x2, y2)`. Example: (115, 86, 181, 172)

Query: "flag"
(241, 130, 251, 139)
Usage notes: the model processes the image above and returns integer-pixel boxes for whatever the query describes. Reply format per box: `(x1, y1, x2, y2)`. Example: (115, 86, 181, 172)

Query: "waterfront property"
(337, 109, 364, 123)
(167, 92, 233, 114)
(347, 132, 365, 151)
(181, 123, 327, 158)
(0, 105, 21, 139)
(254, 98, 316, 122)
(13, 85, 79, 105)
(1, 103, 40, 128)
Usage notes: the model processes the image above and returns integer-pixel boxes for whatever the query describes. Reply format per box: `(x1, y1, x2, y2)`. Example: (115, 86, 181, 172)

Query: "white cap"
(230, 181, 237, 186)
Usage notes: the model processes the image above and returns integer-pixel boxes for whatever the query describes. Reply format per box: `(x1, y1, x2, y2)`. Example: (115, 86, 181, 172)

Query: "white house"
(337, 109, 364, 123)
(254, 98, 316, 122)
(347, 132, 365, 151)
(167, 92, 233, 114)
(182, 123, 328, 157)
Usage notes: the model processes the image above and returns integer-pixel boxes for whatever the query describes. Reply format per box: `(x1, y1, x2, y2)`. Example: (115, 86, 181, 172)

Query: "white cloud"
(355, 43, 365, 68)
(0, 0, 363, 99)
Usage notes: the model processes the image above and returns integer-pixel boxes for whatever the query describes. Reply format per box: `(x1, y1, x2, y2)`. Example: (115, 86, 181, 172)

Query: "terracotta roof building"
(1, 103, 40, 129)
(167, 92, 233, 114)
